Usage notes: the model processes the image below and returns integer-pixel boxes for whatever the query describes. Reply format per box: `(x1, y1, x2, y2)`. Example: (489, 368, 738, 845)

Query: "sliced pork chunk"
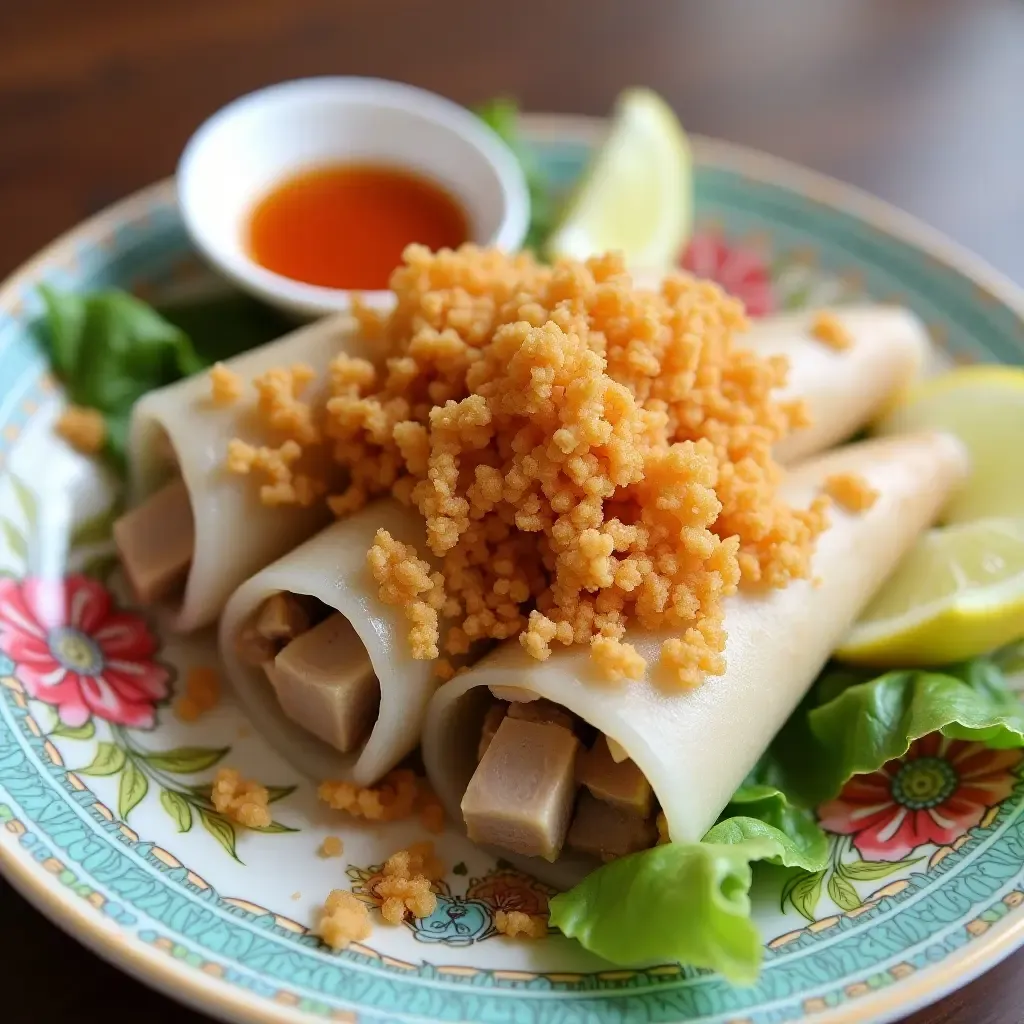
(113, 477, 194, 604)
(566, 792, 658, 861)
(461, 716, 580, 861)
(265, 613, 380, 753)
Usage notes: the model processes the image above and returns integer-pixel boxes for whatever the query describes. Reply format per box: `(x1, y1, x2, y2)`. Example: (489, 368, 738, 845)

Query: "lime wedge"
(873, 366, 1024, 523)
(546, 88, 693, 269)
(838, 517, 1024, 666)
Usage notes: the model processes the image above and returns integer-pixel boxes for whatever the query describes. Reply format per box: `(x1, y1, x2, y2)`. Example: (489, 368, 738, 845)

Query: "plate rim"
(1, 112, 1023, 1024)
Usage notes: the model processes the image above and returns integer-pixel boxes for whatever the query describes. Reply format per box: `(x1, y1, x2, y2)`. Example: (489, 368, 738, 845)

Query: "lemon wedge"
(838, 517, 1024, 666)
(873, 366, 1024, 523)
(546, 88, 692, 269)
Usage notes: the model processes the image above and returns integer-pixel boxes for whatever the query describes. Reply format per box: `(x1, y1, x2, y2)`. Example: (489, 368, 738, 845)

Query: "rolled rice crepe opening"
(421, 431, 968, 875)
(122, 314, 373, 632)
(220, 499, 440, 786)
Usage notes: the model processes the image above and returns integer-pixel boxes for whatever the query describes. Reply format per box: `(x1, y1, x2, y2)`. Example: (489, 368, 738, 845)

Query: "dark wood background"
(1, 1, 1023, 1021)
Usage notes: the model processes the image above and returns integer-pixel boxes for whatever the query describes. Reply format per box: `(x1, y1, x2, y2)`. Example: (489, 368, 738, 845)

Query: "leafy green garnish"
(711, 778, 828, 871)
(553, 646, 1024, 981)
(550, 781, 827, 984)
(158, 292, 291, 365)
(36, 286, 290, 469)
(551, 834, 786, 984)
(799, 655, 1024, 804)
(475, 98, 557, 253)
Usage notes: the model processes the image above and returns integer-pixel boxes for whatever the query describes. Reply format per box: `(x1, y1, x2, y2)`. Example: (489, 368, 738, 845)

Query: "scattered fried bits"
(316, 889, 372, 950)
(495, 909, 548, 939)
(367, 529, 445, 659)
(376, 841, 443, 924)
(211, 767, 272, 828)
(175, 666, 221, 723)
(224, 360, 325, 507)
(223, 245, 832, 689)
(317, 769, 447, 836)
(318, 768, 417, 822)
(209, 362, 244, 404)
(55, 405, 106, 455)
(590, 636, 646, 682)
(318, 835, 344, 858)
(824, 472, 878, 513)
(226, 438, 322, 508)
(810, 310, 853, 351)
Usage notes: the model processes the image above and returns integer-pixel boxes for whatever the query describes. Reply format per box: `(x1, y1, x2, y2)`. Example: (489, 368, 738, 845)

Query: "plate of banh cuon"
(3, 80, 1024, 1024)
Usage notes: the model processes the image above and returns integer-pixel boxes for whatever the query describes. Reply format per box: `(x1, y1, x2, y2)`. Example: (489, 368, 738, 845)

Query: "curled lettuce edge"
(551, 649, 1024, 982)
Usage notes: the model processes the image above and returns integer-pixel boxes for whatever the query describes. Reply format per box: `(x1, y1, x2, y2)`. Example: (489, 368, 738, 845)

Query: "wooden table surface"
(2, 1, 1023, 1021)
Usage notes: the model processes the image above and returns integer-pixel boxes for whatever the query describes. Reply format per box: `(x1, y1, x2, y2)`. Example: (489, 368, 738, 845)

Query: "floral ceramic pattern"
(782, 735, 1024, 923)
(1, 125, 1024, 1024)
(820, 736, 1023, 861)
(0, 472, 297, 860)
(347, 861, 557, 945)
(0, 573, 171, 729)
(682, 229, 777, 316)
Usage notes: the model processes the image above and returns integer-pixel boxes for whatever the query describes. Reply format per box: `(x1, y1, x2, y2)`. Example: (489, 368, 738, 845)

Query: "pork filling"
(237, 593, 381, 753)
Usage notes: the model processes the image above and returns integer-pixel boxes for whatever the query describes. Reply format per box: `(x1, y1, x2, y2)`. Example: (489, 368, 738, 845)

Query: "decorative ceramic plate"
(2, 115, 1023, 1024)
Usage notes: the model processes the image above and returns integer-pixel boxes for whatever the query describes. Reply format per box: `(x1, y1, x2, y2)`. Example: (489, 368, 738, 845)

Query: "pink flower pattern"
(818, 734, 1022, 861)
(681, 230, 776, 316)
(0, 575, 170, 729)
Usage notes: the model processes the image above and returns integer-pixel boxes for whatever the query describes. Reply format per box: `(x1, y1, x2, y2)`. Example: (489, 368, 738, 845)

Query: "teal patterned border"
(5, 677, 1024, 1023)
(1, 129, 1023, 1024)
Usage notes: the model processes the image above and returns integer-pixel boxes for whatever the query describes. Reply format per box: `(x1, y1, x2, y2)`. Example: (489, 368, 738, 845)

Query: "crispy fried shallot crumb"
(367, 529, 444, 659)
(211, 768, 271, 828)
(56, 405, 106, 455)
(824, 472, 878, 512)
(590, 636, 646, 682)
(810, 310, 853, 351)
(210, 363, 244, 404)
(495, 910, 548, 939)
(319, 835, 344, 858)
(377, 842, 443, 924)
(318, 768, 427, 823)
(316, 890, 372, 950)
(175, 666, 220, 723)
(221, 246, 831, 688)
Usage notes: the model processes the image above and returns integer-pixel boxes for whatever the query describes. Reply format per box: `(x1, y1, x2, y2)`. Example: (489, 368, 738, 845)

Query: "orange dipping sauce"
(246, 163, 470, 291)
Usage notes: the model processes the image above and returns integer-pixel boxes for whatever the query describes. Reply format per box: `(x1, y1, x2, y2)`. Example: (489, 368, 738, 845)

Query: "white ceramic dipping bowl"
(178, 77, 530, 319)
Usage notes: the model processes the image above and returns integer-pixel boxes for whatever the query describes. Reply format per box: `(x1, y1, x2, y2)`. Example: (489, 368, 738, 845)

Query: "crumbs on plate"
(495, 909, 548, 939)
(317, 768, 444, 832)
(318, 835, 344, 858)
(316, 890, 372, 950)
(211, 767, 271, 828)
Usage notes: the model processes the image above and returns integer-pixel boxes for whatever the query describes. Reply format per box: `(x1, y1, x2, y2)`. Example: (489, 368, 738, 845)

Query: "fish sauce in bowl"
(246, 163, 469, 291)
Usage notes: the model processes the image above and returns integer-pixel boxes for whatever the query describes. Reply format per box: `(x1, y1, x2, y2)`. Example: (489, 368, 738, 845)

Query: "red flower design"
(681, 230, 775, 316)
(818, 735, 1022, 861)
(0, 575, 170, 729)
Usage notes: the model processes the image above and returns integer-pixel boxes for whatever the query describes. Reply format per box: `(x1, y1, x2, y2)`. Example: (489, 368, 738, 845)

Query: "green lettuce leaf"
(551, 647, 1024, 980)
(36, 286, 288, 469)
(475, 97, 557, 253)
(711, 779, 828, 871)
(549, 838, 776, 984)
(550, 807, 827, 984)
(799, 655, 1024, 803)
(157, 292, 291, 365)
